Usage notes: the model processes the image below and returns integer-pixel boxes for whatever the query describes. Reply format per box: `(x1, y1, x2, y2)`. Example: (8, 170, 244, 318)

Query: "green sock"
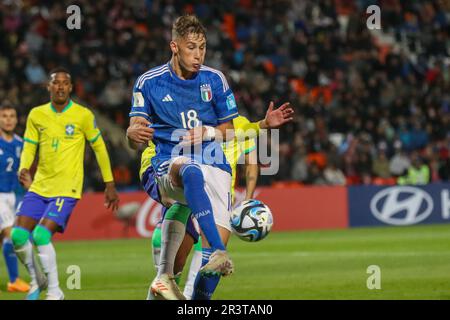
(151, 227, 162, 269)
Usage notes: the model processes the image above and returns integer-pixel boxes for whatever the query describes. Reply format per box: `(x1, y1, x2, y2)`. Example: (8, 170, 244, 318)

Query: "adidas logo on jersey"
(162, 94, 174, 102)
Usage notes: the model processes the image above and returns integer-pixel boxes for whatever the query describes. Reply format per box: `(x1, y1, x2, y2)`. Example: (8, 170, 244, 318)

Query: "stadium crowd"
(0, 0, 449, 191)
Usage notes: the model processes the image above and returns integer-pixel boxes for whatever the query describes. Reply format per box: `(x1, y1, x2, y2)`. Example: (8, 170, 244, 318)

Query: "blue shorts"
(16, 192, 78, 233)
(142, 166, 161, 203)
(143, 167, 199, 243)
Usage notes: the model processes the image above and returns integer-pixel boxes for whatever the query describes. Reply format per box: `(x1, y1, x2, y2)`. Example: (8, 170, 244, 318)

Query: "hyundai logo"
(370, 186, 433, 226)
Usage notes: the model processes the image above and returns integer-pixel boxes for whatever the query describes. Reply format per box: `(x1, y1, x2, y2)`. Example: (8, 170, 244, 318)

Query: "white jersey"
(0, 192, 16, 230)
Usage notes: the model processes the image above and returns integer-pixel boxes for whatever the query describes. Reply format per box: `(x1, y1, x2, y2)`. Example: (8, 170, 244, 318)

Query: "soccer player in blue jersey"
(128, 110, 294, 300)
(0, 102, 31, 294)
(128, 15, 293, 300)
(128, 15, 241, 300)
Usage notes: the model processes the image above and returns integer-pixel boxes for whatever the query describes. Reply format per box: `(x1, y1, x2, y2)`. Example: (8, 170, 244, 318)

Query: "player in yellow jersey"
(10, 68, 119, 300)
(128, 102, 293, 299)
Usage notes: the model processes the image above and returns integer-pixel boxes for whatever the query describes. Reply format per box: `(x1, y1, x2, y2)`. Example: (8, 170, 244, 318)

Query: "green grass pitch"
(1, 223, 450, 300)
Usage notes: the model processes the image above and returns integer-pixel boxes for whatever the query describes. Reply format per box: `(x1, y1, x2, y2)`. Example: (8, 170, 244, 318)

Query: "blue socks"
(192, 248, 221, 300)
(180, 163, 225, 251)
(2, 238, 19, 283)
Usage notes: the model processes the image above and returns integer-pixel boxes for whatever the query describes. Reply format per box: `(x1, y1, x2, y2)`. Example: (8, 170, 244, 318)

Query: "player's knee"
(169, 157, 190, 187)
(165, 203, 191, 223)
(160, 194, 175, 208)
(180, 163, 204, 186)
(11, 227, 30, 247)
(32, 225, 52, 246)
(152, 226, 161, 249)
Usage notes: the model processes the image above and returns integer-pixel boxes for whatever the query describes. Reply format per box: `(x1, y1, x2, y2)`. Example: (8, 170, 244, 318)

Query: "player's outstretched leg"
(149, 203, 189, 300)
(193, 225, 232, 300)
(183, 236, 202, 299)
(191, 247, 222, 300)
(2, 237, 18, 286)
(148, 219, 185, 300)
(179, 163, 233, 276)
(11, 226, 47, 300)
(32, 225, 64, 300)
(151, 223, 162, 270)
(149, 216, 198, 300)
(150, 224, 183, 285)
(2, 229, 30, 293)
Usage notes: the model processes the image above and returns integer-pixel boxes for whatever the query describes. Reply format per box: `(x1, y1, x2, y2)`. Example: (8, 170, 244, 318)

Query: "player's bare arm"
(181, 120, 234, 145)
(18, 168, 32, 190)
(104, 181, 119, 212)
(126, 116, 154, 149)
(244, 149, 259, 200)
(259, 101, 294, 129)
(181, 101, 294, 145)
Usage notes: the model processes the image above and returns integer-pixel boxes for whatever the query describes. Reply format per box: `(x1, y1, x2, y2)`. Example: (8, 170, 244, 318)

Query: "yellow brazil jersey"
(20, 100, 113, 199)
(139, 141, 156, 179)
(139, 115, 257, 202)
(222, 116, 256, 201)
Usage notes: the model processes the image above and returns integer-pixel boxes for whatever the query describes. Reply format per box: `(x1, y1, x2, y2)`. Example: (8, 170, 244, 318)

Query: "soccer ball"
(230, 199, 273, 242)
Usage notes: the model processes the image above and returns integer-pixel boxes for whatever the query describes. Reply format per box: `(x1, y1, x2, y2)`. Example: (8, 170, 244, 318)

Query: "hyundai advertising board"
(348, 184, 450, 227)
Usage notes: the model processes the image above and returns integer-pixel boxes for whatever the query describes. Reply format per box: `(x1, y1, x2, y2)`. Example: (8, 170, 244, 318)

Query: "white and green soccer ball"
(230, 199, 273, 242)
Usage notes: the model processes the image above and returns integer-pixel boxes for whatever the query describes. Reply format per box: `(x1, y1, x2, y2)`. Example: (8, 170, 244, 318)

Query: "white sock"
(14, 240, 38, 286)
(157, 219, 186, 277)
(37, 243, 61, 295)
(183, 249, 202, 299)
(152, 247, 161, 271)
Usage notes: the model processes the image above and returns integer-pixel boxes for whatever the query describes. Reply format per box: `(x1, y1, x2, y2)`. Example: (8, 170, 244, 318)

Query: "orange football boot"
(7, 278, 31, 293)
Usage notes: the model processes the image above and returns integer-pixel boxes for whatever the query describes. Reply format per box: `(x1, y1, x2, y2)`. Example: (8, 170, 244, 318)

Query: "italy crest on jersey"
(200, 84, 212, 102)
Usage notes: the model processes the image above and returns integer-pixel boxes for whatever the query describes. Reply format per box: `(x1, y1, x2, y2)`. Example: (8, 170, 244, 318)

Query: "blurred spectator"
(372, 151, 391, 179)
(113, 165, 133, 190)
(398, 153, 430, 185)
(25, 58, 47, 84)
(389, 143, 411, 177)
(305, 162, 327, 185)
(355, 152, 372, 181)
(439, 159, 450, 181)
(291, 146, 308, 182)
(324, 162, 346, 185)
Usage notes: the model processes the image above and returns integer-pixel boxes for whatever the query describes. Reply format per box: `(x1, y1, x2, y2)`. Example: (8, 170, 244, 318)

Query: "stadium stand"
(0, 0, 448, 191)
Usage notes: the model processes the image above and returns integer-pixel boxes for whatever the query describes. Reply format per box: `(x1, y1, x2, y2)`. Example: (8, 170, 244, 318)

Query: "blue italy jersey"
(129, 63, 239, 174)
(0, 134, 23, 192)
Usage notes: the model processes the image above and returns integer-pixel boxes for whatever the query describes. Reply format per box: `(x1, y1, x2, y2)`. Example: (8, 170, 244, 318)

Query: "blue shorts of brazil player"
(141, 166, 199, 244)
(16, 192, 78, 233)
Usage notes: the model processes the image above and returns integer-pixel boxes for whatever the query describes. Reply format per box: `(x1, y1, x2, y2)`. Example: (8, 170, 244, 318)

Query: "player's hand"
(180, 126, 205, 146)
(260, 101, 294, 129)
(126, 122, 154, 144)
(18, 169, 33, 190)
(104, 182, 119, 212)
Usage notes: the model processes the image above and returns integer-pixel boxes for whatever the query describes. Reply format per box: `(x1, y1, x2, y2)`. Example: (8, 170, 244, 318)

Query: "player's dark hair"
(172, 15, 207, 40)
(49, 67, 71, 80)
(0, 100, 16, 112)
